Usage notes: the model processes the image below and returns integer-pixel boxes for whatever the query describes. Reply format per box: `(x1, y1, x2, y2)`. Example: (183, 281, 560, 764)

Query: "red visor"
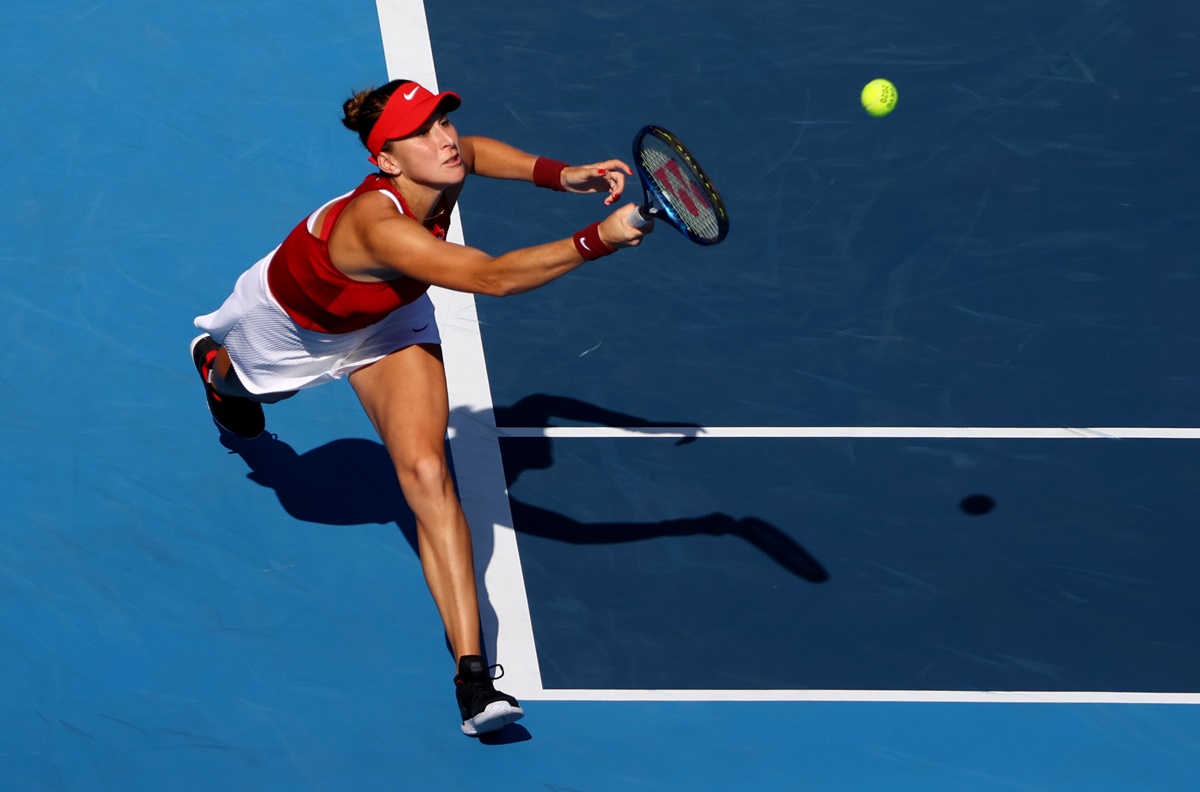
(366, 82, 462, 164)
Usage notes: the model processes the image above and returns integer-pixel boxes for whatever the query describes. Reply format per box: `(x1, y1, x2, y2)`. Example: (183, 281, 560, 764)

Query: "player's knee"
(395, 449, 451, 499)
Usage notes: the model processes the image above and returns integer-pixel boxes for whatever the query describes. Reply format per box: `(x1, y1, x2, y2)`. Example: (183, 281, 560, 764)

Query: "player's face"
(387, 111, 465, 188)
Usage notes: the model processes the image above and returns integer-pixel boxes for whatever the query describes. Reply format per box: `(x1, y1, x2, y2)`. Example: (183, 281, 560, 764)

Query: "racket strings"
(639, 141, 723, 243)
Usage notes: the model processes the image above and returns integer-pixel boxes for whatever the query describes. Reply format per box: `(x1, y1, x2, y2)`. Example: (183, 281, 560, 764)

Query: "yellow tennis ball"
(861, 78, 898, 117)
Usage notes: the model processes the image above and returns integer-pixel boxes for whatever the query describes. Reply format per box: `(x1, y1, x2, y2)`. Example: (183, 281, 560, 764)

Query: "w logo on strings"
(653, 159, 709, 220)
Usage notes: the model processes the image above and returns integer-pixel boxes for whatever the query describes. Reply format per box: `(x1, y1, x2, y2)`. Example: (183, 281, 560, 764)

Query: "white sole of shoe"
(461, 701, 525, 736)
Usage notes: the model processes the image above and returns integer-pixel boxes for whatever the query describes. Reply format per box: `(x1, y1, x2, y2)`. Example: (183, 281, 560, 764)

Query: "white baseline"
(495, 426, 1200, 440)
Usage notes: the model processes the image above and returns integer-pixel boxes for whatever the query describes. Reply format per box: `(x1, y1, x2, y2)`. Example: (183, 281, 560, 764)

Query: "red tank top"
(267, 174, 449, 334)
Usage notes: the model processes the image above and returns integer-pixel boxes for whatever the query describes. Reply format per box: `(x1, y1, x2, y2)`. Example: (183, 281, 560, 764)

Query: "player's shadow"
(218, 431, 420, 555)
(218, 395, 826, 744)
(216, 393, 829, 582)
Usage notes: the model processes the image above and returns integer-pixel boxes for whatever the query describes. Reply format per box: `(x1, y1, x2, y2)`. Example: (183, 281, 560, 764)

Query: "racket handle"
(626, 205, 652, 228)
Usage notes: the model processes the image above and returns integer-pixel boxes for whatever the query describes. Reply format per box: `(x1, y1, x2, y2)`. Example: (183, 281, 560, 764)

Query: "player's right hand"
(600, 203, 654, 249)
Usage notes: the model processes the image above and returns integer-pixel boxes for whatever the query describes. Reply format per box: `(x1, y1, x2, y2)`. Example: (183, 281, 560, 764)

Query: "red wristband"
(533, 157, 569, 191)
(573, 221, 616, 261)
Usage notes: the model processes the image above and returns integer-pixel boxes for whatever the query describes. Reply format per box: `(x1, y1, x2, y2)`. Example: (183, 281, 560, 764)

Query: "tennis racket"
(626, 125, 728, 245)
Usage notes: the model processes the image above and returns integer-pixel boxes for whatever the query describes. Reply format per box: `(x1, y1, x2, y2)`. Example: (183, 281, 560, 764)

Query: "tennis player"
(190, 79, 652, 736)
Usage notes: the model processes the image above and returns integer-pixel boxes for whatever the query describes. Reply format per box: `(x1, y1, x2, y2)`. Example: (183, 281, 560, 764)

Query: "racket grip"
(626, 206, 652, 228)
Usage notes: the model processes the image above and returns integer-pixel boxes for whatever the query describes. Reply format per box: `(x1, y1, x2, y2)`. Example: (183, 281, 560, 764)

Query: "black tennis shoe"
(454, 655, 524, 736)
(190, 334, 265, 439)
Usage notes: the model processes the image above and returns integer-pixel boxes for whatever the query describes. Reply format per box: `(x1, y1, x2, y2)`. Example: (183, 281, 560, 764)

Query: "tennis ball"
(861, 78, 898, 117)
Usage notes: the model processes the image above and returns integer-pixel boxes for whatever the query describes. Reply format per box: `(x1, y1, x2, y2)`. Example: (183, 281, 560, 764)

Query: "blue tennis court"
(4, 0, 1200, 788)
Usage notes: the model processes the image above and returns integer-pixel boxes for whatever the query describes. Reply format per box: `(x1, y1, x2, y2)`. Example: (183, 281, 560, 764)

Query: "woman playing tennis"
(190, 79, 652, 736)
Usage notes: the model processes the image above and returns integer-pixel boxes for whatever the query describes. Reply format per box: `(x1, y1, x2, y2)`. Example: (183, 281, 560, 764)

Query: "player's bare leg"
(349, 343, 481, 660)
(349, 343, 523, 735)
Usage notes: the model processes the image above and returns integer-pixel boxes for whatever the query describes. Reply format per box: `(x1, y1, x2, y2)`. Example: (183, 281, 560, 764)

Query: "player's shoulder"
(351, 185, 401, 210)
(343, 187, 415, 229)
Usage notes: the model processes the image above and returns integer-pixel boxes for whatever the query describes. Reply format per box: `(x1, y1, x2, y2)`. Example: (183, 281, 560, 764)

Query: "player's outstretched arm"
(459, 135, 536, 181)
(345, 197, 652, 297)
(461, 135, 629, 205)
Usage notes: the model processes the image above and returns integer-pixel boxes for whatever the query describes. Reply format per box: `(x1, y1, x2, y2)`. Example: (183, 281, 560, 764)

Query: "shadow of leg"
(217, 432, 419, 552)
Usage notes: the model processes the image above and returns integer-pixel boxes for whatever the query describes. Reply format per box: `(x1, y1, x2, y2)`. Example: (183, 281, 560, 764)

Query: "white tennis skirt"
(194, 250, 440, 395)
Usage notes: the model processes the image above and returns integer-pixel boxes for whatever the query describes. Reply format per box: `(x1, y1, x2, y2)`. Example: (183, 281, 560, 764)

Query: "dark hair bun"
(341, 80, 410, 148)
(342, 89, 375, 134)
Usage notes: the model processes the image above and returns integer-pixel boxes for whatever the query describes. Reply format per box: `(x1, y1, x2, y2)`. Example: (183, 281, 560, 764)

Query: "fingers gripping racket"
(627, 125, 729, 245)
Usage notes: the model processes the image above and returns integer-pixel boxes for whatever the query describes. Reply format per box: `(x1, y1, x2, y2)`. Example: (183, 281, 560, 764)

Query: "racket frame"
(628, 125, 729, 246)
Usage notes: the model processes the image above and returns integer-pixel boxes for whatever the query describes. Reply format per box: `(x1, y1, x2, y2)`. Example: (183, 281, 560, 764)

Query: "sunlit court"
(4, 0, 1200, 788)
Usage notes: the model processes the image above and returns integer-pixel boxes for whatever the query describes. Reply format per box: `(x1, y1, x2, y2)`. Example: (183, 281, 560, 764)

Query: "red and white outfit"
(194, 174, 444, 395)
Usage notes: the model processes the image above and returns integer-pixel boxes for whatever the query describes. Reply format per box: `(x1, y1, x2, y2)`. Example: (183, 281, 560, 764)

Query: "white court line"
(496, 426, 1200, 440)
(376, 0, 542, 695)
(376, 0, 1200, 706)
(531, 689, 1200, 704)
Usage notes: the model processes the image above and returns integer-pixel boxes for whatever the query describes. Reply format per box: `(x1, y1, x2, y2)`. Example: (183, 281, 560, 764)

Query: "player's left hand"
(562, 160, 632, 205)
